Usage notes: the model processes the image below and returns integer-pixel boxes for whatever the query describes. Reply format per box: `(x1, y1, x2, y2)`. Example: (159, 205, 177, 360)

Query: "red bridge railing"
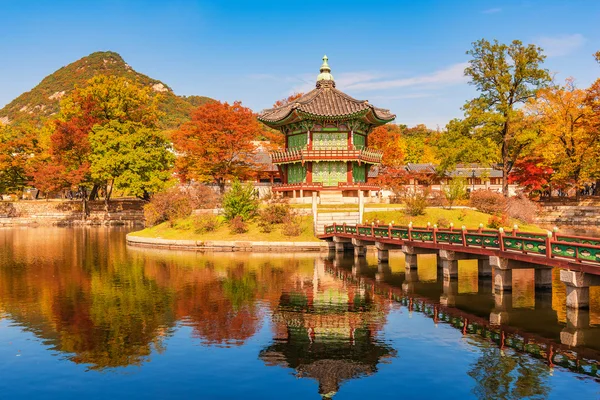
(323, 223, 600, 266)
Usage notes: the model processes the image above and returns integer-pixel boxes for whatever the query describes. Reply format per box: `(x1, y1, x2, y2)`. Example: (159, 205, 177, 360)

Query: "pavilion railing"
(270, 147, 383, 164)
(324, 223, 600, 266)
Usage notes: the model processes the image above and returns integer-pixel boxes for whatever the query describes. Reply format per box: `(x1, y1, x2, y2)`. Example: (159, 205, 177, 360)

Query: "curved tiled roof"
(258, 81, 395, 124)
(258, 57, 395, 127)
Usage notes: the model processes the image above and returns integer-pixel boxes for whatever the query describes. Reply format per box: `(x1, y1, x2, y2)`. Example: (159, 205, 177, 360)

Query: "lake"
(0, 227, 599, 399)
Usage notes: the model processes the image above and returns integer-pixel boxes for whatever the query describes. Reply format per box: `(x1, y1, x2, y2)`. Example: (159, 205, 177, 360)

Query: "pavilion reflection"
(259, 257, 396, 398)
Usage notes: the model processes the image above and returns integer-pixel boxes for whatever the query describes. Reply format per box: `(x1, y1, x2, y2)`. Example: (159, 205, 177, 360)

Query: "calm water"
(0, 228, 599, 399)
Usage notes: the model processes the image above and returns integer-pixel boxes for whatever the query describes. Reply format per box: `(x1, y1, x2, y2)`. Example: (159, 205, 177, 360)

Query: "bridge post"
(351, 238, 367, 258)
(402, 269, 419, 293)
(560, 308, 591, 347)
(404, 254, 418, 270)
(490, 292, 512, 325)
(478, 258, 492, 277)
(375, 242, 390, 263)
(441, 260, 458, 280)
(534, 268, 553, 291)
(490, 256, 512, 292)
(440, 278, 458, 307)
(559, 270, 600, 309)
(333, 236, 352, 253)
(376, 263, 392, 282)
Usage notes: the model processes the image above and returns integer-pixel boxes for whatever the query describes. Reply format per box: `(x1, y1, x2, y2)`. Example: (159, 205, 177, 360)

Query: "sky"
(1, 0, 599, 129)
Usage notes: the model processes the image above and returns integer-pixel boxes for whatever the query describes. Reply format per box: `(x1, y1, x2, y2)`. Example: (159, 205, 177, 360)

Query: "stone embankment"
(535, 198, 600, 228)
(0, 199, 145, 226)
(126, 234, 328, 252)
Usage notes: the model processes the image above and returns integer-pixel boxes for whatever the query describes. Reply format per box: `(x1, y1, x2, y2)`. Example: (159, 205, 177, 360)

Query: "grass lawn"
(131, 215, 319, 242)
(364, 208, 545, 233)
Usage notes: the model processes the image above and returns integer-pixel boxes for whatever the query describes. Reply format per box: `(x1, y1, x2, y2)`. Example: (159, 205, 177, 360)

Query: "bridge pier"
(490, 292, 512, 325)
(561, 308, 591, 347)
(478, 259, 492, 277)
(441, 260, 458, 280)
(352, 257, 370, 277)
(440, 278, 458, 307)
(333, 236, 353, 253)
(376, 263, 392, 282)
(376, 242, 392, 263)
(351, 238, 367, 258)
(404, 254, 418, 270)
(559, 270, 600, 309)
(402, 269, 419, 293)
(534, 268, 553, 291)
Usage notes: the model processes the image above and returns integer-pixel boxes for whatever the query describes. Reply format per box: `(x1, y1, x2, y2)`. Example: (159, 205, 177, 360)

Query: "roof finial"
(317, 55, 334, 86)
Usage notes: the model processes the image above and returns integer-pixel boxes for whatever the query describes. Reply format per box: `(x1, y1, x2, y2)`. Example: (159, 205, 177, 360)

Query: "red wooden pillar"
(347, 131, 352, 149)
(347, 162, 352, 183)
(306, 162, 313, 183)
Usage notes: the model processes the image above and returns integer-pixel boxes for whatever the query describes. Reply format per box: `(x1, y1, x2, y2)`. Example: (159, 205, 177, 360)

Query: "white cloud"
(344, 63, 469, 92)
(536, 34, 586, 57)
(482, 7, 502, 14)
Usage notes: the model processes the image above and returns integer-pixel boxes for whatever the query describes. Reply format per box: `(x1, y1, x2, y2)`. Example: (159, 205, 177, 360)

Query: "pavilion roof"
(258, 56, 395, 128)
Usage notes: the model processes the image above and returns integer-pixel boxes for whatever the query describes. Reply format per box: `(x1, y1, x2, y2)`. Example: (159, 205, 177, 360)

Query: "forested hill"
(0, 51, 213, 129)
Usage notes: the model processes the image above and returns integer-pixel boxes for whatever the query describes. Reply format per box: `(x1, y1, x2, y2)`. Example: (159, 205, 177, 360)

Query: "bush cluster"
(487, 214, 509, 229)
(469, 190, 507, 214)
(193, 213, 220, 234)
(229, 215, 247, 234)
(505, 196, 539, 223)
(403, 191, 428, 216)
(281, 213, 304, 237)
(436, 217, 450, 228)
(257, 203, 291, 233)
(143, 184, 220, 227)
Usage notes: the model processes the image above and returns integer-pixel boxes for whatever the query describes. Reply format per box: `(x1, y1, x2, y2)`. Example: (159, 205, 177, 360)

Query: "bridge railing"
(325, 223, 600, 265)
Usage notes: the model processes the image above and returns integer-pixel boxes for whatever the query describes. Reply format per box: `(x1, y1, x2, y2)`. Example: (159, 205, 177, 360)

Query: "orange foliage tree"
(172, 101, 262, 192)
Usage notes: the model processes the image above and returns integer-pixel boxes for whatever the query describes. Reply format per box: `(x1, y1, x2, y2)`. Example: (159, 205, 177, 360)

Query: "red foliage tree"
(508, 157, 553, 194)
(172, 101, 262, 192)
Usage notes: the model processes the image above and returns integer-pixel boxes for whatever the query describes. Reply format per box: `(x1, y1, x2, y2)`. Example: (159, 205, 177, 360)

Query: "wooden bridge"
(319, 223, 600, 309)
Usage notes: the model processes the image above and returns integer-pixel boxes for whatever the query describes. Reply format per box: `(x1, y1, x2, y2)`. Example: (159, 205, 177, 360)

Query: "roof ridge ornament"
(316, 55, 335, 88)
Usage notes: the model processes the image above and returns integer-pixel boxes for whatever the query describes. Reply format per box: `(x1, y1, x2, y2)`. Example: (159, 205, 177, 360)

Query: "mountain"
(0, 51, 213, 129)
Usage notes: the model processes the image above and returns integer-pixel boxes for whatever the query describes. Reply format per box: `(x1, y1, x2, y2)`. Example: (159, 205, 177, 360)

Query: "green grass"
(131, 215, 319, 242)
(364, 208, 545, 233)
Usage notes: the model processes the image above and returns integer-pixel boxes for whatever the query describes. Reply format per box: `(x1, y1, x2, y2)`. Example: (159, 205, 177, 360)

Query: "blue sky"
(1, 0, 599, 128)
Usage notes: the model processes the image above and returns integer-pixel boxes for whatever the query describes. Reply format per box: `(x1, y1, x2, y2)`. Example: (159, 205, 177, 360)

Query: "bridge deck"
(319, 223, 600, 275)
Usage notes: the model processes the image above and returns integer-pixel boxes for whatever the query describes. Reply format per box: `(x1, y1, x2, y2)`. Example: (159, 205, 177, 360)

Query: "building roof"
(258, 56, 395, 128)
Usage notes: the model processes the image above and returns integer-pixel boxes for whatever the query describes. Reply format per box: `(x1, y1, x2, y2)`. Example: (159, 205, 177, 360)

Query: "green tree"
(222, 179, 259, 221)
(464, 39, 551, 196)
(443, 176, 467, 209)
(89, 120, 174, 201)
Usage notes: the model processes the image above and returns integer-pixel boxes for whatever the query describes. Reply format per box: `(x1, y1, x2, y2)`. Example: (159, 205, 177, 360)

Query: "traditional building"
(258, 56, 395, 204)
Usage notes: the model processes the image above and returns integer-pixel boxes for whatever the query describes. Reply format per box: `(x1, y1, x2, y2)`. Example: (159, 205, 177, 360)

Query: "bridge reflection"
(323, 250, 600, 380)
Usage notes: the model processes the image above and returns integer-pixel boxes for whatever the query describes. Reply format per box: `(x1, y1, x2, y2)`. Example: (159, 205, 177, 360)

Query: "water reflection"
(260, 258, 395, 398)
(0, 228, 599, 398)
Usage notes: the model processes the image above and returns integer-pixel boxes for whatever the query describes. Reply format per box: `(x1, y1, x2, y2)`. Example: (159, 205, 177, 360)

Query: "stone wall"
(0, 199, 145, 226)
(535, 198, 600, 228)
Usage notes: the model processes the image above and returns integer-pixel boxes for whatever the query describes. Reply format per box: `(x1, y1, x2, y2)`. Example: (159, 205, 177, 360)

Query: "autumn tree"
(89, 121, 174, 201)
(0, 123, 38, 195)
(369, 124, 406, 167)
(464, 39, 550, 196)
(172, 101, 262, 192)
(32, 75, 169, 201)
(525, 79, 594, 188)
(508, 157, 553, 195)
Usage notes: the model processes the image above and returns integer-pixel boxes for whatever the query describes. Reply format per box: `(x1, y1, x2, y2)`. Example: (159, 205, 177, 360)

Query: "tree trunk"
(89, 184, 100, 201)
(218, 179, 226, 194)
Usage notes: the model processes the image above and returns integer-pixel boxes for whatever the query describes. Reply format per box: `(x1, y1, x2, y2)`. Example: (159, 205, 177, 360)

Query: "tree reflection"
(468, 343, 550, 400)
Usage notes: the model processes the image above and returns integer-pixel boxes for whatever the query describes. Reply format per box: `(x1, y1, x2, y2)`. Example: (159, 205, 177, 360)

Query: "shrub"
(229, 215, 248, 234)
(193, 214, 220, 234)
(257, 203, 291, 233)
(457, 209, 467, 222)
(144, 187, 194, 227)
(506, 195, 539, 224)
(403, 191, 427, 216)
(436, 217, 450, 228)
(470, 190, 507, 214)
(443, 177, 467, 209)
(281, 213, 303, 237)
(222, 180, 259, 221)
(427, 191, 448, 207)
(184, 184, 221, 209)
(487, 214, 509, 229)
